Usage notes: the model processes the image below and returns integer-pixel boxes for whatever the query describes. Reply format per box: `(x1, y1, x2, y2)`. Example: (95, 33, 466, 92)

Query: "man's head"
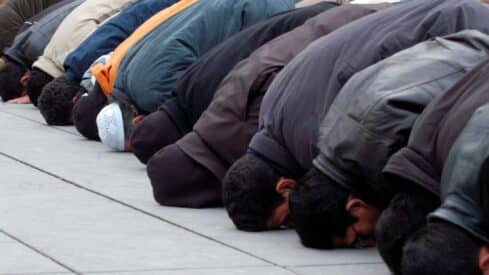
(38, 76, 84, 125)
(73, 84, 107, 140)
(402, 221, 489, 275)
(0, 59, 27, 101)
(289, 167, 381, 249)
(223, 153, 296, 231)
(96, 101, 145, 151)
(26, 69, 53, 106)
(375, 186, 439, 274)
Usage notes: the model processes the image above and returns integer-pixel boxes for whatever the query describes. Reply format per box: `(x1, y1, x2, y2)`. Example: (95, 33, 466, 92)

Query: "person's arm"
(429, 103, 489, 244)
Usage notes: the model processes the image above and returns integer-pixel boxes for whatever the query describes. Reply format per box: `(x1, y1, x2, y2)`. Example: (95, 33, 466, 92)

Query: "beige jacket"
(33, 0, 133, 77)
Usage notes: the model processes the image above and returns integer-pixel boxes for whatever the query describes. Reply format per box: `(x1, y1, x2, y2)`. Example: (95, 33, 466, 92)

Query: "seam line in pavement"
(0, 229, 79, 274)
(0, 152, 290, 271)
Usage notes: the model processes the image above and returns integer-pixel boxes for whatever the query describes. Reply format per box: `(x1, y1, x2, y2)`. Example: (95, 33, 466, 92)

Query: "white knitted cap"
(96, 103, 125, 151)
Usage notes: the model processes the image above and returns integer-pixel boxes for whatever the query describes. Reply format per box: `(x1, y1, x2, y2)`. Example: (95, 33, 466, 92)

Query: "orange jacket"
(92, 0, 198, 95)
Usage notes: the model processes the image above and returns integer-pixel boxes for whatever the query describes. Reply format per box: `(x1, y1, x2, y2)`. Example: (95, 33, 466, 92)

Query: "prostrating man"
(26, 0, 135, 106)
(37, 0, 178, 124)
(130, 1, 339, 164)
(401, 101, 489, 275)
(376, 58, 489, 274)
(93, 0, 294, 151)
(222, 0, 489, 234)
(0, 0, 83, 102)
(0, 0, 63, 51)
(145, 4, 382, 208)
(71, 0, 202, 140)
(290, 29, 489, 260)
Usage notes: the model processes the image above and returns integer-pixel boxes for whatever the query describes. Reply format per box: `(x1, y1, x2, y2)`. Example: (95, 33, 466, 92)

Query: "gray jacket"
(313, 30, 489, 201)
(248, 0, 489, 179)
(3, 0, 83, 69)
(429, 103, 489, 244)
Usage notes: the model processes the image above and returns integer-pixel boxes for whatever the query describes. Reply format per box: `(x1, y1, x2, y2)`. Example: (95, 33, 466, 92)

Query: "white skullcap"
(96, 103, 125, 151)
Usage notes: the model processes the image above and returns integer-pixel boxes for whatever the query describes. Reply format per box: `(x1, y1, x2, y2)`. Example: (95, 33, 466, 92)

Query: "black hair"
(0, 60, 26, 101)
(26, 68, 53, 106)
(402, 221, 482, 275)
(222, 153, 282, 231)
(117, 99, 138, 142)
(479, 157, 489, 213)
(375, 185, 439, 274)
(288, 167, 355, 249)
(38, 76, 83, 125)
(72, 84, 107, 140)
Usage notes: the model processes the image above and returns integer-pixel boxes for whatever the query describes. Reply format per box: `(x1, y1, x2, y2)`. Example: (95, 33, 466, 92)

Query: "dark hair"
(117, 99, 138, 141)
(0, 60, 25, 101)
(375, 187, 439, 274)
(72, 84, 107, 140)
(288, 167, 354, 249)
(402, 221, 482, 275)
(479, 157, 489, 213)
(38, 76, 83, 125)
(222, 153, 282, 231)
(26, 69, 53, 106)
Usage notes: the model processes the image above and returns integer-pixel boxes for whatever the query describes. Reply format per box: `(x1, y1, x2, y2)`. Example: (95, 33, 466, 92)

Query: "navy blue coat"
(63, 0, 178, 83)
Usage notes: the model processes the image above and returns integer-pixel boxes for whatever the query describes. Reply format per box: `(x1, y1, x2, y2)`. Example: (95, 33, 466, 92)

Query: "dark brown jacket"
(176, 4, 380, 180)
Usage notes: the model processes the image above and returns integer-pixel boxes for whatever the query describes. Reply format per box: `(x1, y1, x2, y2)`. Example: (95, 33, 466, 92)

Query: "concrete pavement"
(0, 103, 390, 275)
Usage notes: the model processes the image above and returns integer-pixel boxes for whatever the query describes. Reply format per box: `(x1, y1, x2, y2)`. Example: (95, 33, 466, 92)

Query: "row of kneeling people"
(1, 0, 489, 274)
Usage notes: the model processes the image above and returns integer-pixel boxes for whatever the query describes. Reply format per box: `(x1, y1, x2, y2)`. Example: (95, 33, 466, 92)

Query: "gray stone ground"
(0, 103, 390, 275)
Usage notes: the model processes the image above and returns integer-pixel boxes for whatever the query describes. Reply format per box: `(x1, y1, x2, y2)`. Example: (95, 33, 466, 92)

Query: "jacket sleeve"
(429, 103, 489, 244)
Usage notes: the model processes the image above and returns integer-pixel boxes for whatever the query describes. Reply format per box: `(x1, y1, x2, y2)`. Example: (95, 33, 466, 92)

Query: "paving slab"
(0, 103, 388, 273)
(0, 233, 70, 274)
(0, 155, 272, 273)
(291, 263, 390, 275)
(89, 266, 296, 275)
